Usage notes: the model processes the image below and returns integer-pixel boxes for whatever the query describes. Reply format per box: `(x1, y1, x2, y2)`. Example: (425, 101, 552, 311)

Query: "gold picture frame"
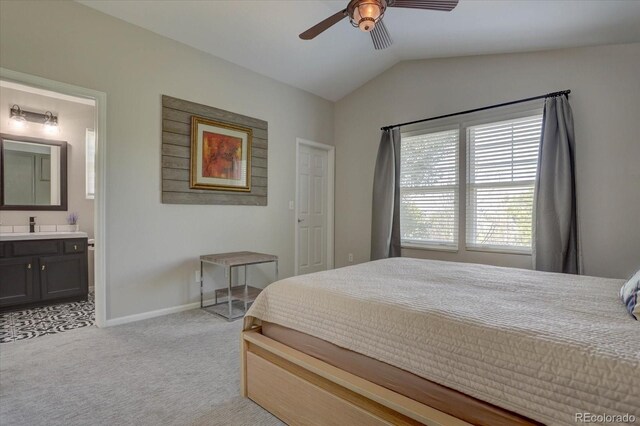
(190, 116, 252, 192)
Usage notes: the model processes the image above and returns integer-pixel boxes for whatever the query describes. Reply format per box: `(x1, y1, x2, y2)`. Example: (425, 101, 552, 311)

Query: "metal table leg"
(243, 264, 248, 312)
(200, 261, 204, 308)
(275, 260, 279, 281)
(227, 265, 232, 321)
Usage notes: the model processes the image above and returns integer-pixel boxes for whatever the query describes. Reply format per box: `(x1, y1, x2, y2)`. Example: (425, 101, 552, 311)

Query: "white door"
(297, 145, 328, 275)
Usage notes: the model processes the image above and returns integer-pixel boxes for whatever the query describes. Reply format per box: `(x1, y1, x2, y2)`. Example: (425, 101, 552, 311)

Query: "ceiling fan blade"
(388, 0, 458, 11)
(370, 20, 393, 50)
(299, 9, 348, 40)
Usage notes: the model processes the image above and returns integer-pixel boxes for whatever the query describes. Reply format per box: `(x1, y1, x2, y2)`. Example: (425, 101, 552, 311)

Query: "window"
(400, 128, 459, 249)
(399, 109, 543, 254)
(85, 129, 95, 199)
(467, 115, 542, 252)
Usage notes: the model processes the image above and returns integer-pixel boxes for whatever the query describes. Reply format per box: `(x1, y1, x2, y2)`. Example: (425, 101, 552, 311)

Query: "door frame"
(1, 67, 108, 328)
(294, 138, 335, 276)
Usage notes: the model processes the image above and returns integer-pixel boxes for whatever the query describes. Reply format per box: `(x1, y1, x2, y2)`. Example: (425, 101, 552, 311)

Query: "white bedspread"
(244, 258, 640, 425)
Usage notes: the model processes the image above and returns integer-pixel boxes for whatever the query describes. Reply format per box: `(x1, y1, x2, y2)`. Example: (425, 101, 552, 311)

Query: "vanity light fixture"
(9, 104, 27, 129)
(43, 111, 59, 134)
(8, 104, 59, 133)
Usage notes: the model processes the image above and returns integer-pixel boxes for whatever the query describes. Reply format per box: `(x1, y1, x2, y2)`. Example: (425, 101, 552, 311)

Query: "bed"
(241, 258, 640, 425)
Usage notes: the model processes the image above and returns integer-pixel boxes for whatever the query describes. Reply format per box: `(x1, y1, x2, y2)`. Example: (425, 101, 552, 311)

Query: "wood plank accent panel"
(161, 95, 268, 206)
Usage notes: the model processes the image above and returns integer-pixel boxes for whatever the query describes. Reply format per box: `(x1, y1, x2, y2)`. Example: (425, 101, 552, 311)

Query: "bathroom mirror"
(0, 134, 67, 210)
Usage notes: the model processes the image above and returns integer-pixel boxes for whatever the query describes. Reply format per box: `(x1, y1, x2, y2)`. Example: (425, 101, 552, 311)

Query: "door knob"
(27, 263, 31, 269)
(41, 265, 46, 271)
(298, 218, 303, 223)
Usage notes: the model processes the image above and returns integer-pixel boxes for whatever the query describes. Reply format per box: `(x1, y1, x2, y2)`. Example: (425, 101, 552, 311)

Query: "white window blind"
(466, 115, 542, 252)
(400, 128, 459, 249)
(86, 129, 95, 199)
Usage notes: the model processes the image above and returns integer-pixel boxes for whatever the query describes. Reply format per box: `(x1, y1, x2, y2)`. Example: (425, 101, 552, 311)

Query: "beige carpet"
(0, 309, 283, 426)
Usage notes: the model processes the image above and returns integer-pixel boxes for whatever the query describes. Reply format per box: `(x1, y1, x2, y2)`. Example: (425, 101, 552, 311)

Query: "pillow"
(620, 269, 640, 320)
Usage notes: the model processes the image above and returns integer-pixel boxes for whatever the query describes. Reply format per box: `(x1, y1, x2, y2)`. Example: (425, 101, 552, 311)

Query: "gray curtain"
(533, 95, 579, 273)
(371, 128, 401, 260)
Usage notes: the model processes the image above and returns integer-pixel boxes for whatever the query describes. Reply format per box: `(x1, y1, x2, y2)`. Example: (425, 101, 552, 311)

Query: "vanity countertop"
(0, 231, 88, 241)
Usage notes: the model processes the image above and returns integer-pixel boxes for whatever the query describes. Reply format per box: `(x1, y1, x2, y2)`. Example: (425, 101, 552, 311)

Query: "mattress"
(262, 321, 538, 426)
(244, 258, 640, 425)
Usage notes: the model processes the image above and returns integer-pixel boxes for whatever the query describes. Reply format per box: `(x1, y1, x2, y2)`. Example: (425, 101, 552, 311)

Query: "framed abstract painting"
(190, 116, 252, 192)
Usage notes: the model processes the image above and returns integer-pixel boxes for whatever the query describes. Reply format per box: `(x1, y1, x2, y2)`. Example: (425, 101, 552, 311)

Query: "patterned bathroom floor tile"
(0, 326, 14, 343)
(0, 315, 13, 327)
(12, 309, 42, 320)
(0, 295, 95, 344)
(13, 318, 41, 329)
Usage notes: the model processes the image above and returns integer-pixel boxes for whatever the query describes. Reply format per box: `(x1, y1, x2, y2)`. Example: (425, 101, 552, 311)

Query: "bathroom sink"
(0, 231, 88, 241)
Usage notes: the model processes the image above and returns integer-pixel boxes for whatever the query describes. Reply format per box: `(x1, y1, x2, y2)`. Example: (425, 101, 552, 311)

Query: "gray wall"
(0, 87, 96, 238)
(0, 0, 334, 320)
(334, 43, 640, 279)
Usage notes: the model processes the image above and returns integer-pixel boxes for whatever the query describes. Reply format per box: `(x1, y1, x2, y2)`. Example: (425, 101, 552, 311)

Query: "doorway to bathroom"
(0, 69, 107, 342)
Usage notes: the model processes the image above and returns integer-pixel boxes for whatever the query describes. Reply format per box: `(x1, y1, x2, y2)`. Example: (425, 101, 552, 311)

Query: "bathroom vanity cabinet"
(0, 233, 88, 311)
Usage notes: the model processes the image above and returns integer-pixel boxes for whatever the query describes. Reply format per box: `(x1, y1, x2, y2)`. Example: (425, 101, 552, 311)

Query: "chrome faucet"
(29, 216, 36, 233)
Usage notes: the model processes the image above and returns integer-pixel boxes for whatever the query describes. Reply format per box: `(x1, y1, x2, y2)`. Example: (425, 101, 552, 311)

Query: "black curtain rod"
(381, 90, 571, 131)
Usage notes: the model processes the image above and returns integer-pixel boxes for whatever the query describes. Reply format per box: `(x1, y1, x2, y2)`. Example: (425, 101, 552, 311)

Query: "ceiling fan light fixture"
(349, 0, 386, 33)
(358, 17, 376, 32)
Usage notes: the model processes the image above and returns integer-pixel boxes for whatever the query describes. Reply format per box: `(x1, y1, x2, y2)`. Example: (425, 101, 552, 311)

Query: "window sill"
(401, 244, 458, 253)
(465, 246, 532, 256)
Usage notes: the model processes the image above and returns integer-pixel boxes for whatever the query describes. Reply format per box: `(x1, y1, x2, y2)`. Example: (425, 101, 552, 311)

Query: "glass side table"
(199, 251, 278, 321)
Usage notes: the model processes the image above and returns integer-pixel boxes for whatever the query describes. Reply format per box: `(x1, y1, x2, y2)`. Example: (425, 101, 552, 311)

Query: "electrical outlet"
(348, 253, 354, 263)
(194, 270, 200, 283)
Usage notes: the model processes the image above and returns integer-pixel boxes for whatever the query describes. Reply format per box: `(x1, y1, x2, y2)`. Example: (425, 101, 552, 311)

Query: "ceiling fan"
(299, 0, 459, 50)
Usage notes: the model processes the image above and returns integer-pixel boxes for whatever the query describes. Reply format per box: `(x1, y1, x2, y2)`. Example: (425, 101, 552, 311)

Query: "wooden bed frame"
(241, 327, 471, 426)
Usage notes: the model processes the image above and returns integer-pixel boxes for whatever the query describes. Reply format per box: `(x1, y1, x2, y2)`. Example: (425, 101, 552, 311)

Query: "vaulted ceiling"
(78, 0, 640, 101)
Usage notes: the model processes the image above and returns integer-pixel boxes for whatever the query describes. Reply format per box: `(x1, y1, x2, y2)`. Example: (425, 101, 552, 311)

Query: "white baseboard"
(103, 298, 218, 327)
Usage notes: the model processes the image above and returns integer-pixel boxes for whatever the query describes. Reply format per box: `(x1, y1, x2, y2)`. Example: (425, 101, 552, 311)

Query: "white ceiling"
(78, 0, 640, 101)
